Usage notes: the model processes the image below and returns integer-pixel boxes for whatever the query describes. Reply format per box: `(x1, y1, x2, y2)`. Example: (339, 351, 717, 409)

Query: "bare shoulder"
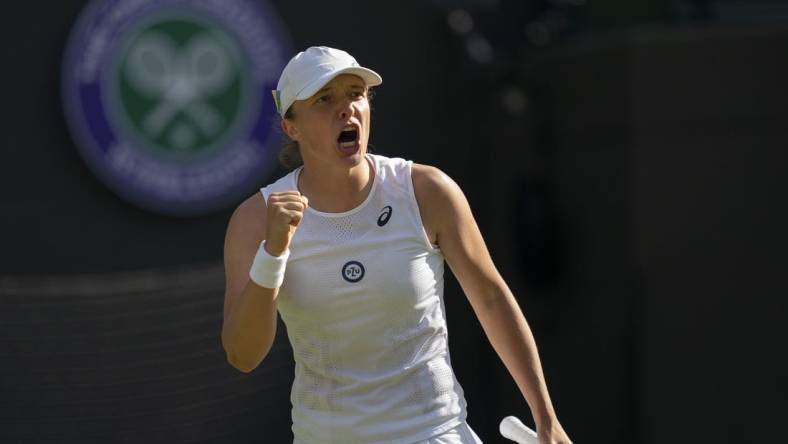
(411, 163, 465, 208)
(234, 192, 266, 220)
(226, 192, 267, 247)
(411, 163, 459, 200)
(411, 163, 467, 244)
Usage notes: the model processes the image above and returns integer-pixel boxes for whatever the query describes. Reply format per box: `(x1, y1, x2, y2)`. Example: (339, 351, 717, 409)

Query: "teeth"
(343, 125, 355, 131)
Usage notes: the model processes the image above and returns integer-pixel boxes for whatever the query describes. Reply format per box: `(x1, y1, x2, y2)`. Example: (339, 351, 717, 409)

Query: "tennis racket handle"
(500, 416, 539, 444)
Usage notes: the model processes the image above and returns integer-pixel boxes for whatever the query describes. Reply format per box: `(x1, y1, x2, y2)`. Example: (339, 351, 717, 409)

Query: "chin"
(335, 143, 366, 166)
(341, 151, 365, 167)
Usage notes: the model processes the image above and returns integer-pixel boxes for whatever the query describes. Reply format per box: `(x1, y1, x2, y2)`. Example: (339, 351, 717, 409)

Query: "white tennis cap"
(272, 46, 382, 117)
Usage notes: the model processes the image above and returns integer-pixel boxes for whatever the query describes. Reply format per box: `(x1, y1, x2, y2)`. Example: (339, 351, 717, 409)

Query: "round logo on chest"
(341, 261, 365, 283)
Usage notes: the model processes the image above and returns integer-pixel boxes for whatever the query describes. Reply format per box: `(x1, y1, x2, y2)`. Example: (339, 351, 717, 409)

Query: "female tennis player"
(221, 46, 571, 444)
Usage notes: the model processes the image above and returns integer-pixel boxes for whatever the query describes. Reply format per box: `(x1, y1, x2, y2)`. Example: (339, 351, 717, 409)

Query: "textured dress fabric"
(261, 154, 472, 443)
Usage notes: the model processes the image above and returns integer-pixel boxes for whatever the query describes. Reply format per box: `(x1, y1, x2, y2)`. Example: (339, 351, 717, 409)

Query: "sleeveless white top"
(261, 154, 468, 443)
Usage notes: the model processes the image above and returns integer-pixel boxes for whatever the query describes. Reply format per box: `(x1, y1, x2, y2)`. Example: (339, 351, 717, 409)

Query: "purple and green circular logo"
(62, 0, 290, 216)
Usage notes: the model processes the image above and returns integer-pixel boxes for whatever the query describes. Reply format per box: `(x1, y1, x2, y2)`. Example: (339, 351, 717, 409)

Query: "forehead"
(290, 74, 368, 114)
(317, 74, 366, 92)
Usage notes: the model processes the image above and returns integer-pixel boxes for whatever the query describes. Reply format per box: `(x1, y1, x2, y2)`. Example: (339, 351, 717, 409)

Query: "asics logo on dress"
(377, 205, 393, 227)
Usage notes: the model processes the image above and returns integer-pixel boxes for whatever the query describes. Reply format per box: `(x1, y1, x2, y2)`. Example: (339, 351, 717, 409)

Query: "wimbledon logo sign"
(62, 0, 290, 216)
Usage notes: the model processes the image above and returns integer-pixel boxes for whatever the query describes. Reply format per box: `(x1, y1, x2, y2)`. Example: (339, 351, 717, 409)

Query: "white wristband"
(249, 241, 290, 289)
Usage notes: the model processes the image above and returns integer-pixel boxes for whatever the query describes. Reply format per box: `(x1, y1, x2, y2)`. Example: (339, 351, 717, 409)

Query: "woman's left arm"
(412, 164, 572, 444)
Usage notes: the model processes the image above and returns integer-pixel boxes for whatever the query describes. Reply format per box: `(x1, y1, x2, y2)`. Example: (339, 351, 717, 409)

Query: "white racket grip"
(500, 416, 539, 444)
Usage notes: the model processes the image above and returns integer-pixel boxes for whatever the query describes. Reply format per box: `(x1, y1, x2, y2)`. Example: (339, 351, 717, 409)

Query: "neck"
(298, 155, 373, 213)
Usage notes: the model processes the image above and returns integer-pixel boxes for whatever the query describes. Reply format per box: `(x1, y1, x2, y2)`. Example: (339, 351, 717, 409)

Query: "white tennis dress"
(261, 154, 470, 444)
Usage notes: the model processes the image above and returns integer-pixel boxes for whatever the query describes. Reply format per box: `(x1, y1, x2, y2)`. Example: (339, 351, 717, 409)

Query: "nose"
(338, 97, 353, 121)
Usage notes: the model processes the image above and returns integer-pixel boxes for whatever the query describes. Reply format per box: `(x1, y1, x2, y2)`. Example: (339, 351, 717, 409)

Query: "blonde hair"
(279, 107, 304, 170)
(278, 108, 303, 169)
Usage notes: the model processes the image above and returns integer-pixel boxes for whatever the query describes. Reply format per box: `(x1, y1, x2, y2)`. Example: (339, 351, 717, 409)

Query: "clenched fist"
(264, 191, 308, 257)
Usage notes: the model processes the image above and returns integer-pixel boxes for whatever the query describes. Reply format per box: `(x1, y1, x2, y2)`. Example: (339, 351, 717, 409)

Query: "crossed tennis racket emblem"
(124, 31, 233, 143)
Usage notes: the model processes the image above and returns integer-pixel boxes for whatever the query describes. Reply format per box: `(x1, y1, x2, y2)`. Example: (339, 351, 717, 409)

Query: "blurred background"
(1, 0, 787, 442)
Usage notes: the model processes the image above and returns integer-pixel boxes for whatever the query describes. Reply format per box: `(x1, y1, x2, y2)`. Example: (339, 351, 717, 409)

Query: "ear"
(280, 118, 300, 141)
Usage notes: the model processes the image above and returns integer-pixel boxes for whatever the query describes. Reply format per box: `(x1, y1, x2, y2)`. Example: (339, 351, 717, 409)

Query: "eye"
(316, 94, 330, 103)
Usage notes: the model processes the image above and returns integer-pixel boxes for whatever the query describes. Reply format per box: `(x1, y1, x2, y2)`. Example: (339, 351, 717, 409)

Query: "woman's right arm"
(221, 194, 278, 373)
(221, 191, 308, 373)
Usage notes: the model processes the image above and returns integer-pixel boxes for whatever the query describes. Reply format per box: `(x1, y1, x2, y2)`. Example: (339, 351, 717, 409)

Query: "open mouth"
(337, 125, 360, 155)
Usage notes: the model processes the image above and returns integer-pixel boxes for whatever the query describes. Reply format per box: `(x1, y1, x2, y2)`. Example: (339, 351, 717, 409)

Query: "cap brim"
(294, 66, 383, 101)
